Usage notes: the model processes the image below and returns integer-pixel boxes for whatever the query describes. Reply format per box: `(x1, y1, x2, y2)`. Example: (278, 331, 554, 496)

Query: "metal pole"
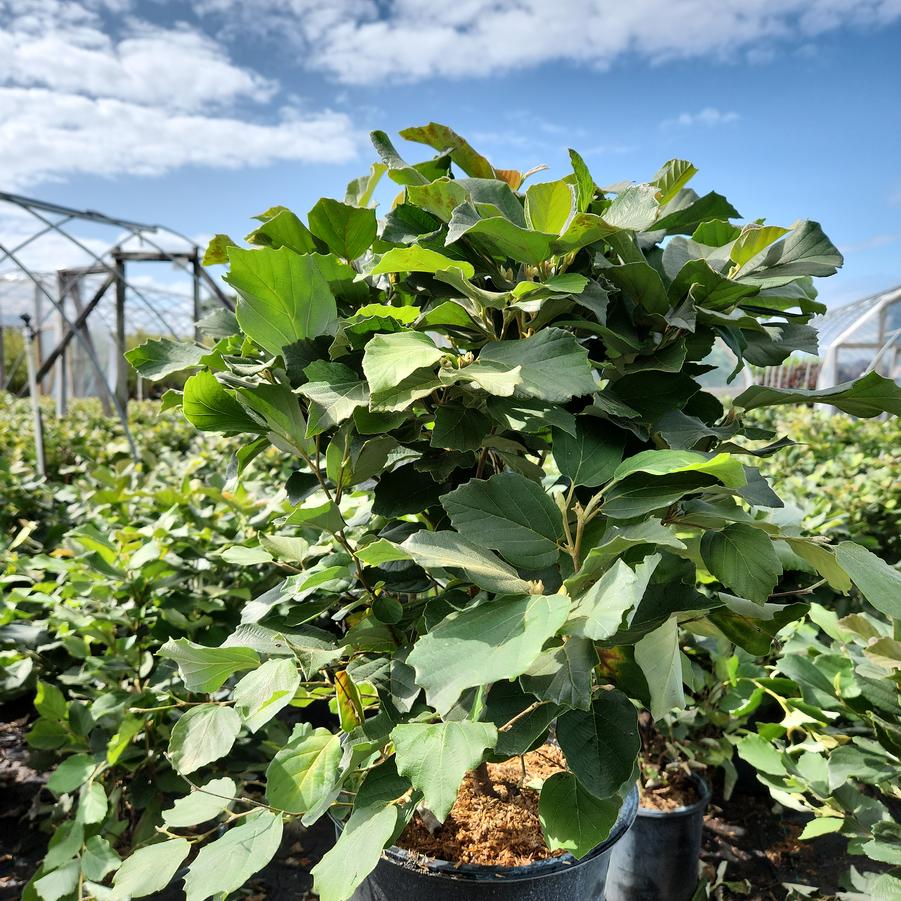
(115, 256, 128, 412)
(192, 252, 202, 342)
(33, 283, 44, 394)
(55, 273, 68, 416)
(21, 314, 46, 478)
(0, 325, 5, 390)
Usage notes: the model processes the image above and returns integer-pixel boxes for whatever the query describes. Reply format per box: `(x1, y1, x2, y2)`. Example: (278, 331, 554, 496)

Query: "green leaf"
(282, 500, 346, 534)
(81, 835, 121, 882)
(735, 733, 787, 777)
(168, 705, 242, 775)
(307, 198, 376, 260)
(700, 524, 783, 603)
(236, 379, 309, 450)
(485, 681, 560, 757)
(486, 397, 577, 436)
(125, 338, 206, 381)
(798, 817, 844, 840)
(440, 472, 564, 570)
(603, 262, 669, 315)
(603, 184, 659, 232)
(391, 721, 498, 821)
(35, 680, 68, 721)
(652, 159, 698, 205)
(400, 122, 495, 179)
(734, 219, 842, 284)
(183, 810, 283, 901)
(740, 322, 818, 367)
(668, 259, 758, 311)
(478, 328, 596, 402)
(692, 219, 741, 246)
(225, 247, 338, 356)
(602, 472, 714, 520)
(521, 638, 597, 710)
(430, 404, 492, 452)
(111, 840, 191, 901)
(569, 149, 595, 212)
(565, 556, 660, 640)
(552, 418, 625, 487)
(247, 207, 319, 254)
(834, 542, 901, 619)
(784, 538, 851, 593)
(219, 545, 273, 565)
(438, 359, 523, 397)
(729, 224, 790, 267)
(447, 206, 554, 264)
(400, 530, 531, 595)
(233, 658, 300, 732)
(556, 691, 639, 799)
(634, 616, 685, 720)
(539, 771, 622, 858)
(512, 273, 589, 299)
(407, 594, 571, 715)
(370, 246, 474, 278)
(362, 330, 444, 400)
(613, 449, 746, 489)
(297, 361, 369, 435)
(734, 371, 901, 418)
(404, 177, 468, 221)
(159, 638, 259, 693)
(266, 724, 342, 814)
(312, 801, 401, 901)
(34, 861, 79, 901)
(77, 782, 107, 824)
(374, 463, 446, 517)
(44, 821, 83, 870)
(525, 180, 577, 235)
(345, 162, 386, 208)
(552, 212, 619, 254)
(182, 371, 263, 433)
(370, 129, 429, 186)
(47, 754, 96, 796)
(566, 521, 684, 596)
(162, 778, 237, 828)
(202, 233, 238, 265)
(655, 191, 740, 234)
(356, 539, 412, 567)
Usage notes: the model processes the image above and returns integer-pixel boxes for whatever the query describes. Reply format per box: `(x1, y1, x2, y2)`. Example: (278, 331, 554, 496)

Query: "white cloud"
(0, 87, 358, 188)
(190, 0, 901, 84)
(0, 0, 360, 188)
(660, 108, 741, 129)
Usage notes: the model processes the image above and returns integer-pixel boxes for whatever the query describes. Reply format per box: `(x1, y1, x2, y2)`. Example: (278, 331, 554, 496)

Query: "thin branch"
(498, 700, 550, 733)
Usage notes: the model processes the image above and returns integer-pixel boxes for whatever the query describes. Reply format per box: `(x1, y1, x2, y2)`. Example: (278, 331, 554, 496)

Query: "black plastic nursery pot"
(605, 774, 711, 901)
(335, 785, 639, 900)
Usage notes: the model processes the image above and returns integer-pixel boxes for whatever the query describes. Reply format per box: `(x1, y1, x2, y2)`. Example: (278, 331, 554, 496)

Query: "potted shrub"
(604, 678, 725, 900)
(117, 123, 901, 901)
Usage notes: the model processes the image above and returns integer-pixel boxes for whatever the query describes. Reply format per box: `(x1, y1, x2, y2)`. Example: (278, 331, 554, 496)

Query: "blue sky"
(2, 0, 900, 307)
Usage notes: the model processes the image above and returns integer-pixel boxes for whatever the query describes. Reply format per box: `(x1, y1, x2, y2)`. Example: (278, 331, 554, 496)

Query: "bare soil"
(639, 768, 700, 811)
(398, 745, 568, 867)
(0, 707, 46, 900)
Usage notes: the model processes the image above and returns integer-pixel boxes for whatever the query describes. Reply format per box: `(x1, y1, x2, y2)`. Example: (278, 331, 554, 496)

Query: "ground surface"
(0, 704, 875, 900)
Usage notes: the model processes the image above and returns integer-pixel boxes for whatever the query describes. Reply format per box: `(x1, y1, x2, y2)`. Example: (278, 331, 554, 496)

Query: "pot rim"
(331, 783, 639, 884)
(635, 771, 711, 819)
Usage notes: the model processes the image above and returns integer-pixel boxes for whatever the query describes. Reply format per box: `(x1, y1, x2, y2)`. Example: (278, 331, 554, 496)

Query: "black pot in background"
(339, 785, 639, 900)
(605, 774, 711, 901)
